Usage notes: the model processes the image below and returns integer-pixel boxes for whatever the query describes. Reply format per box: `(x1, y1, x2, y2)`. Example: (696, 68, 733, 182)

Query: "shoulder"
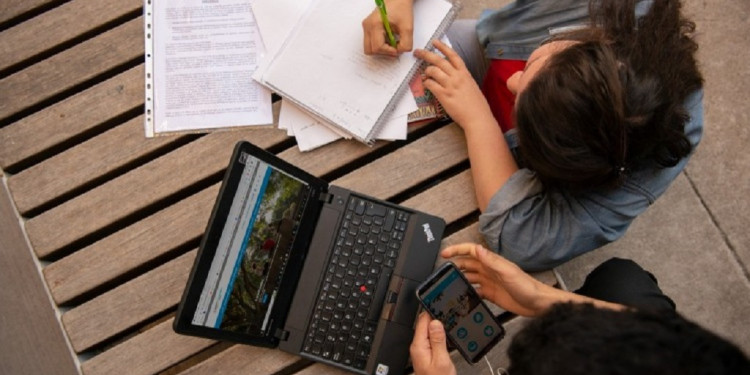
(476, 0, 590, 59)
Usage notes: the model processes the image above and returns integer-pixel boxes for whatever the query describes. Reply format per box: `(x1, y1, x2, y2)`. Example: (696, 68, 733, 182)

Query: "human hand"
(362, 0, 414, 56)
(410, 312, 457, 375)
(441, 243, 553, 317)
(414, 39, 496, 130)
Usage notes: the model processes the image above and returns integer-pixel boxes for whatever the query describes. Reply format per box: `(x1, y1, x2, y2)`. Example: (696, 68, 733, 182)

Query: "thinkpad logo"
(422, 223, 435, 243)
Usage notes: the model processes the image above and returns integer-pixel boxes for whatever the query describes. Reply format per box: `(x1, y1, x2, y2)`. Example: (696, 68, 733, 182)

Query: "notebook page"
(261, 0, 455, 142)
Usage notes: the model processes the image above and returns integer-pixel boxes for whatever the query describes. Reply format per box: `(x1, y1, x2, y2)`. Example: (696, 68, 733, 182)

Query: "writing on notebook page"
(260, 0, 457, 143)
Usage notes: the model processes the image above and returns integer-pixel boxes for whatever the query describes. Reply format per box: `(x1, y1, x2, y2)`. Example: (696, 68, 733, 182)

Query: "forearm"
(534, 284, 626, 315)
(461, 112, 518, 211)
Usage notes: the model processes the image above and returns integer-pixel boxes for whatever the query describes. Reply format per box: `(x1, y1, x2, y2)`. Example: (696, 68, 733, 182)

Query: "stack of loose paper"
(252, 0, 454, 151)
(144, 0, 275, 137)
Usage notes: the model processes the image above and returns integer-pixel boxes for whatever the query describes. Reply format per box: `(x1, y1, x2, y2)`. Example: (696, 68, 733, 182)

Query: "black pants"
(574, 258, 676, 312)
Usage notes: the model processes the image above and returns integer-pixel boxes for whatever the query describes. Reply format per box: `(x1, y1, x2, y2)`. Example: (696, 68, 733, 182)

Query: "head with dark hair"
(514, 0, 703, 191)
(507, 303, 750, 375)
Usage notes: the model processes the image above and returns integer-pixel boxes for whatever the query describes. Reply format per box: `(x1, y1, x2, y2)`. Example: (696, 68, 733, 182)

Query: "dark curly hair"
(507, 303, 750, 375)
(515, 0, 703, 191)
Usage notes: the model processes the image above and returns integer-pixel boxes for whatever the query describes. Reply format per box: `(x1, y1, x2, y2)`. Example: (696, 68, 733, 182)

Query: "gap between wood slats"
(80, 316, 214, 375)
(25, 128, 294, 261)
(316, 119, 450, 184)
(158, 341, 234, 375)
(443, 209, 482, 239)
(169, 344, 304, 375)
(389, 159, 470, 206)
(2, 107, 143, 175)
(53, 237, 201, 308)
(0, 55, 144, 129)
(0, 17, 144, 127)
(11, 127, 202, 219)
(330, 124, 468, 201)
(6, 101, 284, 221)
(42, 167, 224, 264)
(0, 65, 146, 173)
(0, 0, 143, 78)
(0, 0, 69, 31)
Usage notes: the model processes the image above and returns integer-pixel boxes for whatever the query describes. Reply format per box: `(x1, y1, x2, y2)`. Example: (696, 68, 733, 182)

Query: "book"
(258, 0, 459, 144)
(407, 70, 447, 124)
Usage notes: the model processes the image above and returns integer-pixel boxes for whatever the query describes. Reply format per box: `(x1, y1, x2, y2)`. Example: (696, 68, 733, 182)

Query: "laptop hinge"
(318, 192, 334, 203)
(274, 328, 290, 341)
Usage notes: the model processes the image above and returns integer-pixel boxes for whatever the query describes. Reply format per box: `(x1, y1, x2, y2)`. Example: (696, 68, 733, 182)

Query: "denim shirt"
(474, 0, 704, 271)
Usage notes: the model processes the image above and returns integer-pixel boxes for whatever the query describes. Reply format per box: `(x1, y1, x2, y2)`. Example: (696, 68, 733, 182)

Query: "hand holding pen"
(362, 0, 415, 56)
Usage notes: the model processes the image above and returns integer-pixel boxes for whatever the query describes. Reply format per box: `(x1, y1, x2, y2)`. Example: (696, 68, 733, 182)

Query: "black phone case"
(415, 261, 506, 363)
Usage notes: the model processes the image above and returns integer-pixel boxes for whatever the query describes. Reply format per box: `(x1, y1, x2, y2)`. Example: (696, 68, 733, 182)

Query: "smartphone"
(415, 262, 505, 363)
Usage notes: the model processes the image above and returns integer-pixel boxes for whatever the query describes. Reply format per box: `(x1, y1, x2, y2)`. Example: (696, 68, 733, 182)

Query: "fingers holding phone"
(410, 313, 457, 375)
(416, 262, 506, 364)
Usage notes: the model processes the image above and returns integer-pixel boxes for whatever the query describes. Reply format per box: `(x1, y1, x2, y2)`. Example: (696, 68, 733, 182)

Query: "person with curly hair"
(363, 0, 703, 271)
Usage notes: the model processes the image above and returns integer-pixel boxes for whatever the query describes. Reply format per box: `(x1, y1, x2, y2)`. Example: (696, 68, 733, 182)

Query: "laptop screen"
(191, 151, 312, 337)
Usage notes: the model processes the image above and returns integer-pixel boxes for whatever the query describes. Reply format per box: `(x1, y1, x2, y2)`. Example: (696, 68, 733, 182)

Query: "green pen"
(374, 0, 398, 48)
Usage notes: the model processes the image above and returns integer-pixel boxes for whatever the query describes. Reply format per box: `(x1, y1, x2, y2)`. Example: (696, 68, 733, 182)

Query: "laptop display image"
(174, 141, 446, 375)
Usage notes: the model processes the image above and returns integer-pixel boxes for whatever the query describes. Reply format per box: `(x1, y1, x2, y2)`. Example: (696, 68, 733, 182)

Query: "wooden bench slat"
(42, 122, 433, 305)
(0, 0, 54, 25)
(0, 0, 141, 72)
(402, 169, 475, 223)
(80, 317, 214, 375)
(333, 124, 467, 198)
(59, 129, 472, 355)
(177, 345, 299, 375)
(8, 115, 179, 214)
(43, 185, 218, 305)
(0, 65, 143, 170)
(295, 363, 350, 375)
(62, 250, 197, 352)
(25, 125, 287, 258)
(274, 120, 436, 178)
(0, 17, 143, 120)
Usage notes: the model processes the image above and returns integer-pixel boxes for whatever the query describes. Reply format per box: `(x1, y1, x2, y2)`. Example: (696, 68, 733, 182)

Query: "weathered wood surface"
(0, 17, 144, 120)
(0, 66, 144, 170)
(0, 1, 559, 374)
(0, 0, 142, 72)
(0, 0, 59, 26)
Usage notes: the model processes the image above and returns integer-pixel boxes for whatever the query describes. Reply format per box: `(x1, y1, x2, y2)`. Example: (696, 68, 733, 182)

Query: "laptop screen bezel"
(174, 140, 328, 347)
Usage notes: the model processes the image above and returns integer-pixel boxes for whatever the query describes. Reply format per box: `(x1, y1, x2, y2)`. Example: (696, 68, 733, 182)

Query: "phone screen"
(416, 262, 505, 363)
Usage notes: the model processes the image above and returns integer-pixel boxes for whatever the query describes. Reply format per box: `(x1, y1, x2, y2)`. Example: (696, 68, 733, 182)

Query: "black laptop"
(174, 141, 445, 375)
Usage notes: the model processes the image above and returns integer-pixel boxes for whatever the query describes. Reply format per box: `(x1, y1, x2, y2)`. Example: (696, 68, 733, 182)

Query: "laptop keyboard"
(302, 196, 410, 370)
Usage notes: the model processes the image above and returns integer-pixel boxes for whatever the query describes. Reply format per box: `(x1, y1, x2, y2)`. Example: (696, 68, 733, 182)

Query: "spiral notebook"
(259, 0, 460, 145)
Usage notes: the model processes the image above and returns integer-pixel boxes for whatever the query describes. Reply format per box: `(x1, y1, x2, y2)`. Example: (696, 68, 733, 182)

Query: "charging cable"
(484, 355, 510, 375)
